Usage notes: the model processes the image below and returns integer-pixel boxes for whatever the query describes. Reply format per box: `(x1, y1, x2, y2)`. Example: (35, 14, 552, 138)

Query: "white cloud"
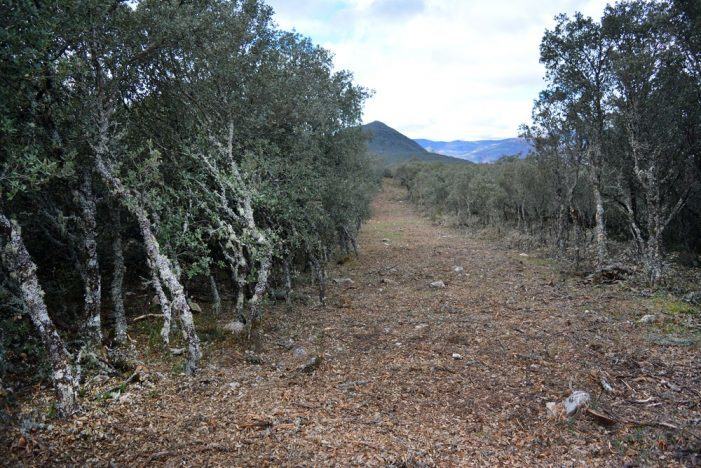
(267, 0, 612, 140)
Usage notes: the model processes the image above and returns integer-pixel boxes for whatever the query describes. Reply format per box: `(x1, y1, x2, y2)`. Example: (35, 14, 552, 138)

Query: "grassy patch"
(370, 221, 406, 240)
(513, 253, 555, 268)
(650, 295, 699, 316)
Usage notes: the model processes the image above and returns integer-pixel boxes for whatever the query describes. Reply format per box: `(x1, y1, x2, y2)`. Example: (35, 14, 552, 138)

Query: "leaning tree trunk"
(94, 156, 201, 374)
(74, 169, 102, 346)
(111, 213, 128, 345)
(0, 214, 79, 415)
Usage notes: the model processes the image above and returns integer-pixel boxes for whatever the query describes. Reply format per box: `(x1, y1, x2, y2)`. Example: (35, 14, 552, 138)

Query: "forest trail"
(13, 181, 699, 466)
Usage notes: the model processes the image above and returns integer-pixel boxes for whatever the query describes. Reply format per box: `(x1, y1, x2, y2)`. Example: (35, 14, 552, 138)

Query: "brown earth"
(4, 180, 700, 466)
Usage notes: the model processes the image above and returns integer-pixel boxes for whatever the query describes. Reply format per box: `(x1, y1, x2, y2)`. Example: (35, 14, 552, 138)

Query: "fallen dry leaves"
(2, 181, 700, 466)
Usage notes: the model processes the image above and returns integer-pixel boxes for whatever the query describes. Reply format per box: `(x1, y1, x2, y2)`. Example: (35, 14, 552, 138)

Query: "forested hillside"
(0, 0, 377, 414)
(362, 121, 466, 165)
(396, 0, 701, 285)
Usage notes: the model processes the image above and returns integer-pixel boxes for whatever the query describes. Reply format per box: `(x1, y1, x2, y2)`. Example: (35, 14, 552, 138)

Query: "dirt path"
(9, 181, 700, 466)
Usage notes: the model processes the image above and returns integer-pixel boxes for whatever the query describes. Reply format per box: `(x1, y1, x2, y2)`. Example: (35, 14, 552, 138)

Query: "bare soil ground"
(4, 180, 701, 466)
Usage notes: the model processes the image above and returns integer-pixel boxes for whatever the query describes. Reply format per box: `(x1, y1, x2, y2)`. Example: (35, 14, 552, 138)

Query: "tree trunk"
(150, 265, 172, 347)
(209, 274, 221, 315)
(282, 258, 292, 305)
(246, 253, 272, 336)
(111, 212, 127, 345)
(0, 214, 79, 415)
(345, 226, 359, 257)
(94, 156, 201, 374)
(309, 255, 326, 305)
(645, 185, 664, 286)
(592, 182, 608, 269)
(645, 235, 663, 286)
(74, 169, 102, 346)
(228, 264, 246, 321)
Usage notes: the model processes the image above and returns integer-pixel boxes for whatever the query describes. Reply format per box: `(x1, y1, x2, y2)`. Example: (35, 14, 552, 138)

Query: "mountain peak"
(361, 122, 466, 166)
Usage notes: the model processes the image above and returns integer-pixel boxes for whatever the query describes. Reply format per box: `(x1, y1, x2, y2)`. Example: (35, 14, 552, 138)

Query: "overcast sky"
(266, 0, 611, 141)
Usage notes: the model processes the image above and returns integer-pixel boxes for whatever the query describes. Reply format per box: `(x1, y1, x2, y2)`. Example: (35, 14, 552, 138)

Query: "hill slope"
(415, 138, 532, 163)
(362, 121, 465, 165)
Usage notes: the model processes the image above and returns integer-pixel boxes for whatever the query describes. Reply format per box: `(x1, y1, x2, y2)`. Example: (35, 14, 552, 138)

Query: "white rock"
(638, 314, 657, 324)
(188, 301, 203, 313)
(519, 253, 529, 257)
(430, 280, 446, 289)
(452, 353, 463, 360)
(563, 390, 591, 416)
(415, 323, 428, 330)
(453, 266, 465, 273)
(224, 321, 245, 334)
(169, 347, 185, 356)
(292, 347, 308, 359)
(227, 381, 241, 390)
(333, 278, 354, 285)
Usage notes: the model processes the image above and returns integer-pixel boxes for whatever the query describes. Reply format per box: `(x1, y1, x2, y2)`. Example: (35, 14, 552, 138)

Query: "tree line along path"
(6, 180, 699, 466)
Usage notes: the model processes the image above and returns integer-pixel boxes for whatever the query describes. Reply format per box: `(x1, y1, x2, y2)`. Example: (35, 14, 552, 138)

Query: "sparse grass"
(650, 294, 699, 316)
(520, 255, 556, 267)
(370, 221, 407, 241)
(196, 316, 228, 343)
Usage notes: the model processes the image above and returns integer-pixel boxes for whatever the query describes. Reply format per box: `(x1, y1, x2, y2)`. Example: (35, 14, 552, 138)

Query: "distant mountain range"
(362, 121, 466, 166)
(414, 138, 532, 163)
(362, 121, 532, 166)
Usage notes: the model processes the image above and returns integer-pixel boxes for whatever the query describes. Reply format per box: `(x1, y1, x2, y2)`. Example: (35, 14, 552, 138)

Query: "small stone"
(545, 401, 561, 418)
(224, 321, 245, 334)
(382, 238, 390, 243)
(188, 301, 203, 313)
(440, 303, 460, 314)
(297, 356, 322, 373)
(277, 339, 294, 350)
(452, 353, 463, 360)
(682, 292, 701, 305)
(169, 347, 185, 356)
(519, 253, 529, 257)
(227, 381, 240, 390)
(638, 314, 657, 324)
(430, 280, 446, 289)
(292, 347, 308, 359)
(333, 278, 354, 285)
(244, 351, 262, 365)
(563, 390, 590, 416)
(415, 323, 428, 330)
(600, 377, 614, 393)
(453, 266, 465, 273)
